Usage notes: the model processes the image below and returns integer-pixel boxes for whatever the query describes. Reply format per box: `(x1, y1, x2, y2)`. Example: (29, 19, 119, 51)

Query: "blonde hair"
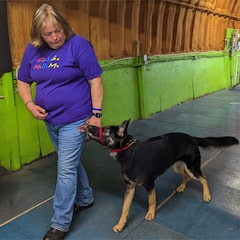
(31, 3, 74, 48)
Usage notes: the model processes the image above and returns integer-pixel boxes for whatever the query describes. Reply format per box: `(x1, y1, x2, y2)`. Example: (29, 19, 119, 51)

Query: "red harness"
(110, 145, 133, 153)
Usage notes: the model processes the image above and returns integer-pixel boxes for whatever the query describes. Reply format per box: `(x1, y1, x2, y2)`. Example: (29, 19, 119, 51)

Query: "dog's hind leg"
(197, 175, 211, 202)
(173, 162, 190, 192)
(176, 173, 189, 193)
(113, 183, 135, 233)
(178, 162, 211, 202)
(145, 187, 156, 221)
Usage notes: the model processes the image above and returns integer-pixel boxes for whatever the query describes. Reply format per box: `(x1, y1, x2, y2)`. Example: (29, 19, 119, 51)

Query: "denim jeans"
(45, 119, 94, 232)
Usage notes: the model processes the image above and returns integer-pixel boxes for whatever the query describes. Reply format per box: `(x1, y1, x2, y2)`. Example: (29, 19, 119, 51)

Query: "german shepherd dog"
(85, 119, 238, 232)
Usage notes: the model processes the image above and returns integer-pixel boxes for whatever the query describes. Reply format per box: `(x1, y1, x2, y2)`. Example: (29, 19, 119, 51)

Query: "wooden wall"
(7, 0, 240, 68)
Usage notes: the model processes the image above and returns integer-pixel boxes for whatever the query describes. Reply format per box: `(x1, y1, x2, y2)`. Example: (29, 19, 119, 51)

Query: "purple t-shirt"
(18, 34, 103, 124)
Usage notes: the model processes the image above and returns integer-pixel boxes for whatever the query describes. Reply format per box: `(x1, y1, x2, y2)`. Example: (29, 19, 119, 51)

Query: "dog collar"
(110, 139, 136, 152)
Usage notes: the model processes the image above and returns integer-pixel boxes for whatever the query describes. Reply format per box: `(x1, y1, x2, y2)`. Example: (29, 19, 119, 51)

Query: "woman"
(17, 3, 103, 240)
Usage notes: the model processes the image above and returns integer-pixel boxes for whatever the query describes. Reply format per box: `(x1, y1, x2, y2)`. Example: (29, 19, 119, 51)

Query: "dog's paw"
(145, 211, 155, 221)
(203, 193, 211, 202)
(113, 223, 124, 233)
(176, 184, 186, 192)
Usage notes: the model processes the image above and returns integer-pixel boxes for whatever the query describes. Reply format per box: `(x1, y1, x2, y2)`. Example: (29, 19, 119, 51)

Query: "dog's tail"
(195, 136, 239, 149)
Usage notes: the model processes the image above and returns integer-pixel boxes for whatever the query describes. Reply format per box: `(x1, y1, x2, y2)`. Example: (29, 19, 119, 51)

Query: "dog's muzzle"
(87, 125, 104, 144)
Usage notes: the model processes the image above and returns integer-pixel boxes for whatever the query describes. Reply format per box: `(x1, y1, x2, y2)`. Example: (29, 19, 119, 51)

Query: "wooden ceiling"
(7, 0, 240, 67)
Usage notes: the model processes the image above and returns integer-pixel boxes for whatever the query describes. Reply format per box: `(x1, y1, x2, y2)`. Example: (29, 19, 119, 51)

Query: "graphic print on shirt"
(34, 55, 60, 70)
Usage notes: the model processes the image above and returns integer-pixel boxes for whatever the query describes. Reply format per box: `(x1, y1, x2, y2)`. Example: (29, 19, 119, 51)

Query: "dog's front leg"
(113, 183, 135, 233)
(145, 187, 156, 221)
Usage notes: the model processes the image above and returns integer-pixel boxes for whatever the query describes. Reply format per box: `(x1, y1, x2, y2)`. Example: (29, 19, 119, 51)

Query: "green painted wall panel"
(101, 67, 140, 125)
(143, 60, 194, 116)
(0, 73, 20, 170)
(16, 95, 42, 164)
(192, 56, 231, 98)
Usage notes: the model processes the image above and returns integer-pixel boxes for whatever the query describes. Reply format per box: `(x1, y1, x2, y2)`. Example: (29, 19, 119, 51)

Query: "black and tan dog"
(85, 119, 238, 232)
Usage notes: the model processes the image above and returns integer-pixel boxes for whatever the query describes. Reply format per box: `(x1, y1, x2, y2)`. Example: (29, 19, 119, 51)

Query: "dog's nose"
(88, 125, 97, 133)
(87, 125, 100, 139)
(88, 125, 93, 131)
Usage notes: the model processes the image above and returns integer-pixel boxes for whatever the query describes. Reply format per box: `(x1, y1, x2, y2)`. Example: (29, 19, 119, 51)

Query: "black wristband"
(92, 112, 102, 118)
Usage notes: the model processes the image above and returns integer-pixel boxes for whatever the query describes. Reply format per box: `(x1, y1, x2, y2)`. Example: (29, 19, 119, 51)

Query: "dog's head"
(88, 119, 133, 151)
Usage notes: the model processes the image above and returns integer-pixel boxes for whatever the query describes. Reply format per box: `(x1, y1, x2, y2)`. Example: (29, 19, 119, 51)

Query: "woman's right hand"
(26, 102, 48, 120)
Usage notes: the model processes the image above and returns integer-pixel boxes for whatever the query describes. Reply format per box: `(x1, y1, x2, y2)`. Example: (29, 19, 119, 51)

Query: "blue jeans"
(45, 119, 94, 232)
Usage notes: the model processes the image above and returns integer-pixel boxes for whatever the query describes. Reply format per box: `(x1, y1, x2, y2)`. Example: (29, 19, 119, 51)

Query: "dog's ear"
(117, 119, 130, 137)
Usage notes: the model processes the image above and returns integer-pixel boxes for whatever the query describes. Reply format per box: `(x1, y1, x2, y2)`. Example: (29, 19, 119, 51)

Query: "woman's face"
(41, 21, 66, 49)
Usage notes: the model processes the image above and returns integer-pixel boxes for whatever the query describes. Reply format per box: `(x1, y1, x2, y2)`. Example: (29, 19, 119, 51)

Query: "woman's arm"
(17, 80, 33, 105)
(87, 76, 103, 127)
(17, 80, 48, 120)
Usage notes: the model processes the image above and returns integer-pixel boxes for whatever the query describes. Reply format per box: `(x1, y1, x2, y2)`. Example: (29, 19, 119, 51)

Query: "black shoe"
(73, 201, 94, 215)
(43, 228, 66, 240)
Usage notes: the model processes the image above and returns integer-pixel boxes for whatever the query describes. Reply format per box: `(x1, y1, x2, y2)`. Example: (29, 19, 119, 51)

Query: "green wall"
(0, 49, 239, 171)
(101, 51, 233, 123)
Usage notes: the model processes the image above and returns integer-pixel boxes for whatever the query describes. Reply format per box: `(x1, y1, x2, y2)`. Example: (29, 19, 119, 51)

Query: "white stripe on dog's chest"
(109, 152, 117, 159)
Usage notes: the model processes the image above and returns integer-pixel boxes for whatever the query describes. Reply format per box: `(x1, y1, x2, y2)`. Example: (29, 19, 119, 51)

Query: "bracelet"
(92, 107, 102, 111)
(25, 100, 34, 108)
(92, 112, 102, 118)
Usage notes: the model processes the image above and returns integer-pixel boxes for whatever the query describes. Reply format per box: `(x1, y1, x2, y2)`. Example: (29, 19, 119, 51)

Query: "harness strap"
(110, 139, 136, 152)
(99, 127, 103, 144)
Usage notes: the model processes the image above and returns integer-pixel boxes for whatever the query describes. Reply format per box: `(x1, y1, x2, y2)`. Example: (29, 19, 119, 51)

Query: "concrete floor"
(0, 87, 240, 239)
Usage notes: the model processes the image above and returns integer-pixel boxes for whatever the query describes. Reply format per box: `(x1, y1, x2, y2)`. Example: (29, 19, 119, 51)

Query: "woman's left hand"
(86, 116, 101, 127)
